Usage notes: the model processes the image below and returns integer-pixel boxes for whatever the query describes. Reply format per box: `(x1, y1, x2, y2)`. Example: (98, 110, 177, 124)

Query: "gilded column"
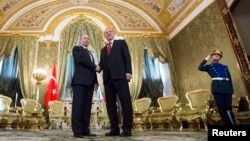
(215, 0, 250, 96)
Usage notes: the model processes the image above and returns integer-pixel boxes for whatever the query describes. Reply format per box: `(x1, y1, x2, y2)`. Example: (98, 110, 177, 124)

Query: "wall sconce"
(33, 68, 46, 101)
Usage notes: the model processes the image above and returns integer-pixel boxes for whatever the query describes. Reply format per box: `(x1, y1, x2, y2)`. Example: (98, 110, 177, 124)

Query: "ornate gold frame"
(215, 0, 250, 96)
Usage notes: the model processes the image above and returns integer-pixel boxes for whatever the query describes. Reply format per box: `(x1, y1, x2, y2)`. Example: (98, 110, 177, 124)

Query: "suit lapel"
(81, 46, 93, 63)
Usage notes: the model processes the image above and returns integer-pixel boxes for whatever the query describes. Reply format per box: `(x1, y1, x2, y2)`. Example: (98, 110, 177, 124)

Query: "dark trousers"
(104, 77, 133, 133)
(71, 85, 94, 135)
(213, 93, 236, 125)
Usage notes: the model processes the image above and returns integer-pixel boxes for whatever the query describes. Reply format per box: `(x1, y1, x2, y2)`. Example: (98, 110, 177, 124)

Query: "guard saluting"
(198, 49, 235, 125)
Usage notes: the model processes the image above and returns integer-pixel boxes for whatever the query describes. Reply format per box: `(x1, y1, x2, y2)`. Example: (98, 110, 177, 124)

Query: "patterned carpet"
(0, 128, 208, 141)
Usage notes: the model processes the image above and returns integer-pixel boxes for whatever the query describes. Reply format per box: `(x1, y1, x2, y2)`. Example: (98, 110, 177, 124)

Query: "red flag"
(44, 64, 59, 109)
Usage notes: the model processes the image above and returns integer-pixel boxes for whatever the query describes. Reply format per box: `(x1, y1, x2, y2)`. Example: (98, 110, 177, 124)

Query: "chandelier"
(69, 0, 89, 4)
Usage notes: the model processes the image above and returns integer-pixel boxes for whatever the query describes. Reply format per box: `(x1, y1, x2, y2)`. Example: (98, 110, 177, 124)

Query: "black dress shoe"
(120, 132, 132, 137)
(83, 133, 96, 137)
(105, 132, 120, 136)
(74, 135, 84, 138)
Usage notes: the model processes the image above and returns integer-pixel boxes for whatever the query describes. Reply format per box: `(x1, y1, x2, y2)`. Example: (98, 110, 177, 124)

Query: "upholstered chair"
(47, 100, 70, 130)
(133, 97, 151, 131)
(175, 89, 210, 131)
(148, 95, 178, 130)
(19, 98, 45, 131)
(97, 102, 110, 129)
(0, 94, 21, 130)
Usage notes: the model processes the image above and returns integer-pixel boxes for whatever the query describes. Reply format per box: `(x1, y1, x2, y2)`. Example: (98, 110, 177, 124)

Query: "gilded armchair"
(97, 102, 110, 129)
(19, 98, 45, 131)
(48, 100, 70, 130)
(148, 95, 178, 130)
(0, 94, 20, 130)
(133, 97, 151, 131)
(175, 89, 210, 131)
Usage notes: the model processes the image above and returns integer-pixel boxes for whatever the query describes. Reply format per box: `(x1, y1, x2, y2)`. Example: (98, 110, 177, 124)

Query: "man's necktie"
(87, 49, 94, 63)
(107, 42, 112, 56)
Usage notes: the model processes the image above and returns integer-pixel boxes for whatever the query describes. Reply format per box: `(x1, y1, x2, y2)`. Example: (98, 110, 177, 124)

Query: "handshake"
(95, 65, 101, 72)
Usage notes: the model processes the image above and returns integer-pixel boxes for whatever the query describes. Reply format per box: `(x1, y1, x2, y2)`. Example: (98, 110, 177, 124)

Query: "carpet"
(0, 128, 208, 141)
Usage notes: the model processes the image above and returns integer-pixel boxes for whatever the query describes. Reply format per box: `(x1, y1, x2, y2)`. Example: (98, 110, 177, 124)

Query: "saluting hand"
(205, 55, 210, 60)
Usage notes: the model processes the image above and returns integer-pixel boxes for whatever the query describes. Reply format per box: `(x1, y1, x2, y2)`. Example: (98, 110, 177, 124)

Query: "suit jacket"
(99, 39, 132, 83)
(71, 46, 97, 86)
(198, 60, 234, 94)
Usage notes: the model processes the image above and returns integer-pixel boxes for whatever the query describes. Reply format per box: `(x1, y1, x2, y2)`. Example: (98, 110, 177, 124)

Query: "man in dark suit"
(71, 34, 100, 138)
(198, 49, 235, 125)
(98, 27, 133, 137)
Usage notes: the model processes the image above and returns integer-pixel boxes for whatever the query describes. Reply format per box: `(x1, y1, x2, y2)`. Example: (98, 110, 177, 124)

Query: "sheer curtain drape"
(0, 35, 37, 100)
(0, 48, 22, 106)
(139, 49, 163, 107)
(63, 53, 74, 99)
(17, 36, 37, 99)
(145, 37, 178, 96)
(0, 36, 18, 58)
(126, 37, 144, 101)
(126, 37, 178, 102)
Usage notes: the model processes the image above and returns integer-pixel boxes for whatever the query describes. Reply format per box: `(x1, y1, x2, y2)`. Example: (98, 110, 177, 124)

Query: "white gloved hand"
(205, 55, 210, 60)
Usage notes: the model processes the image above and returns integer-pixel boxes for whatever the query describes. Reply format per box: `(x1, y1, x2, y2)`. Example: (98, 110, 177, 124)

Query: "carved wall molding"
(0, 0, 32, 28)
(215, 0, 250, 96)
(2, 0, 157, 34)
(166, 0, 203, 34)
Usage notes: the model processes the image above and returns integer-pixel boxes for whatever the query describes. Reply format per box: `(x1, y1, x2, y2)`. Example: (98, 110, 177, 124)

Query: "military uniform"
(198, 49, 235, 125)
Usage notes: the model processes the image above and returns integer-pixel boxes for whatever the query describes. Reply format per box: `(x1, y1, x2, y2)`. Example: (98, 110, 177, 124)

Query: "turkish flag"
(44, 64, 59, 109)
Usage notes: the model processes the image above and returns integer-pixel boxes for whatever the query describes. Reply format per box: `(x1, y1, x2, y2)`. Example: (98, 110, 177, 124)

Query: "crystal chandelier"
(69, 0, 89, 5)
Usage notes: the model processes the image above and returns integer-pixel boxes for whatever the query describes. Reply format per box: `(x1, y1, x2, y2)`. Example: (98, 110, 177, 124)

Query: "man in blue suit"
(198, 49, 235, 125)
(71, 34, 100, 138)
(98, 27, 133, 137)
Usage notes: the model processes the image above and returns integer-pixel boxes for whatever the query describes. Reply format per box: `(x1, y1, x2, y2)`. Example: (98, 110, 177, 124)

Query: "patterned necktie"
(107, 42, 112, 56)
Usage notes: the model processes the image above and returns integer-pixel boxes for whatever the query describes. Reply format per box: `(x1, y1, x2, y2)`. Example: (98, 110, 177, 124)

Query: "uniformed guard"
(198, 49, 235, 125)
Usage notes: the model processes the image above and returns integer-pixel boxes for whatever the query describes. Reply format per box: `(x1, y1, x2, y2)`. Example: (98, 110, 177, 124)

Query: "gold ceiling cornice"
(0, 0, 211, 38)
(3, 0, 157, 33)
(0, 0, 34, 28)
(49, 12, 167, 38)
(0, 32, 39, 37)
(46, 8, 114, 35)
(5, 1, 70, 31)
(166, 0, 203, 33)
(125, 0, 200, 35)
(124, 0, 167, 32)
(88, 1, 156, 32)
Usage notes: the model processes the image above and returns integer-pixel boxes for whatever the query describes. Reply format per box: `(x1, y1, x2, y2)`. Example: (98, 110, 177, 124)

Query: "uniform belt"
(211, 77, 229, 81)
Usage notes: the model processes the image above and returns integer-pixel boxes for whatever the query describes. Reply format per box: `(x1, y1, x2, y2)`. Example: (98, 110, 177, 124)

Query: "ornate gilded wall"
(169, 2, 247, 103)
(36, 41, 59, 100)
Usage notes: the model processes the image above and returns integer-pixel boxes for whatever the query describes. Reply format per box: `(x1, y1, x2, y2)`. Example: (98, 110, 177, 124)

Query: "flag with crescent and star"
(44, 64, 59, 109)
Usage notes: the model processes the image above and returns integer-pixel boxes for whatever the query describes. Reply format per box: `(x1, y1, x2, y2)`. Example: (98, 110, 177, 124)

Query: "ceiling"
(0, 0, 217, 40)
